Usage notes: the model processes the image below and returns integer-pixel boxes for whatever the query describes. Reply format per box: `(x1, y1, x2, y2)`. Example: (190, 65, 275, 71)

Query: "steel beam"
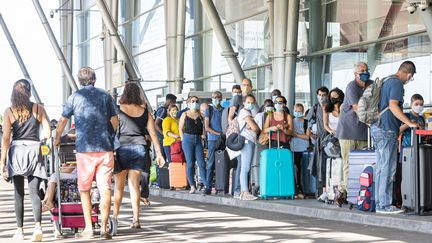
(308, 0, 324, 103)
(32, 0, 78, 92)
(95, 0, 153, 113)
(0, 13, 43, 104)
(266, 0, 274, 55)
(419, 5, 432, 43)
(175, 0, 186, 94)
(59, 0, 73, 104)
(164, 0, 178, 93)
(200, 0, 245, 83)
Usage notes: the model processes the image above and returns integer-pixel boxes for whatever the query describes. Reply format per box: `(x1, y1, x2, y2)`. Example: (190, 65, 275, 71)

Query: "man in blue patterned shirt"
(55, 66, 119, 239)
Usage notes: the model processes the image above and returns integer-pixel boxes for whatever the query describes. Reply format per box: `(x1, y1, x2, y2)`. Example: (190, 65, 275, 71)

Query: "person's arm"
(179, 113, 186, 138)
(389, 100, 417, 127)
(163, 118, 179, 139)
(204, 108, 220, 135)
(228, 106, 236, 123)
(154, 118, 163, 135)
(1, 110, 12, 180)
(37, 104, 52, 139)
(323, 112, 335, 134)
(263, 114, 277, 134)
(55, 117, 69, 146)
(147, 114, 165, 168)
(283, 113, 294, 136)
(244, 114, 260, 133)
(400, 123, 410, 134)
(111, 115, 119, 132)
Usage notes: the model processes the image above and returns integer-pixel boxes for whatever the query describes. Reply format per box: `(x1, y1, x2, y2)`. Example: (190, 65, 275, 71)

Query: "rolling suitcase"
(169, 162, 187, 189)
(301, 151, 316, 197)
(158, 164, 170, 189)
(401, 129, 432, 215)
(347, 130, 376, 205)
(215, 150, 230, 194)
(325, 157, 342, 203)
(259, 130, 295, 199)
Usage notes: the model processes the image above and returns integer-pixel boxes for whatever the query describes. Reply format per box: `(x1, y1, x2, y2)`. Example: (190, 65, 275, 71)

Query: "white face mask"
(412, 105, 424, 114)
(274, 104, 284, 112)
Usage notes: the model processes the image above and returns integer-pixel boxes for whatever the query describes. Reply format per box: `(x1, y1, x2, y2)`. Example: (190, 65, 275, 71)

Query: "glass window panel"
(214, 0, 266, 23)
(130, 7, 165, 54)
(88, 37, 104, 68)
(135, 47, 167, 81)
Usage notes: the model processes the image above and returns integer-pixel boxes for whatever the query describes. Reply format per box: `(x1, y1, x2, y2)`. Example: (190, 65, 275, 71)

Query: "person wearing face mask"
(291, 103, 312, 199)
(254, 99, 275, 130)
(335, 62, 373, 206)
(228, 79, 259, 125)
(162, 105, 181, 163)
(263, 96, 294, 149)
(400, 94, 425, 149)
(371, 61, 418, 214)
(305, 86, 329, 200)
(323, 88, 344, 135)
(235, 95, 260, 200)
(203, 91, 224, 195)
(179, 96, 208, 194)
(271, 89, 290, 114)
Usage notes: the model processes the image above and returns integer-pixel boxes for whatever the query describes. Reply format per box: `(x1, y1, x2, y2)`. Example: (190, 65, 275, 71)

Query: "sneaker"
(31, 227, 43, 242)
(317, 192, 328, 202)
(376, 206, 404, 214)
(189, 186, 196, 194)
(75, 229, 94, 239)
(233, 192, 241, 199)
(335, 192, 347, 207)
(100, 231, 112, 240)
(240, 192, 258, 201)
(12, 230, 24, 240)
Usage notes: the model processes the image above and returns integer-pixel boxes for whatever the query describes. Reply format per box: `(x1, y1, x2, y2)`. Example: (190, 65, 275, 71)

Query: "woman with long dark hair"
(1, 79, 51, 241)
(112, 82, 165, 230)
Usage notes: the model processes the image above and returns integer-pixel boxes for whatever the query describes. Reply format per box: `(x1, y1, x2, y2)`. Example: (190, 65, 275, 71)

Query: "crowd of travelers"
(0, 60, 421, 240)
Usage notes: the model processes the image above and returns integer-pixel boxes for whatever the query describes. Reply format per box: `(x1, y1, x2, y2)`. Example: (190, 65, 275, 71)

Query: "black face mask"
(330, 98, 340, 104)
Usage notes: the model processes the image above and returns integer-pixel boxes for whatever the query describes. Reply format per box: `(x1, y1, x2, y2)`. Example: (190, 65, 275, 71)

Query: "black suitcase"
(158, 164, 170, 189)
(401, 130, 432, 215)
(215, 150, 230, 193)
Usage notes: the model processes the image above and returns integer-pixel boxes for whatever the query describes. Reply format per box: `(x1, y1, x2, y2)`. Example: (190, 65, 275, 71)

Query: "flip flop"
(140, 198, 151, 206)
(42, 203, 54, 212)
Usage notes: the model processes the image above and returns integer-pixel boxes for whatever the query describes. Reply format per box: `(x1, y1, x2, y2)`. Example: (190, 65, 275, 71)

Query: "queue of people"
(0, 60, 422, 241)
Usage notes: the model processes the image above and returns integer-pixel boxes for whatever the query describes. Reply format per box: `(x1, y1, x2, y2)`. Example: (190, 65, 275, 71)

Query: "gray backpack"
(357, 76, 391, 126)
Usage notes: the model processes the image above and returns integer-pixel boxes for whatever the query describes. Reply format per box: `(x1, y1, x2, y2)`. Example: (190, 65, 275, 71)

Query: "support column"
(0, 13, 43, 104)
(308, 0, 324, 103)
(272, 0, 288, 91)
(419, 5, 432, 43)
(200, 0, 245, 83)
(284, 0, 300, 111)
(95, 0, 153, 112)
(174, 0, 186, 94)
(103, 0, 115, 93)
(266, 0, 274, 56)
(60, 0, 73, 104)
(192, 0, 204, 91)
(32, 0, 78, 92)
(164, 0, 178, 93)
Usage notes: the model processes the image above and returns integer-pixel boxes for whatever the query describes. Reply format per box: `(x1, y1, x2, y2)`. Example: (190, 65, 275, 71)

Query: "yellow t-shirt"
(162, 117, 180, 146)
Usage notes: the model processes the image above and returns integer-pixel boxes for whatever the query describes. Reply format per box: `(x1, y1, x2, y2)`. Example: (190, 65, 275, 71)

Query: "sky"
(0, 1, 63, 120)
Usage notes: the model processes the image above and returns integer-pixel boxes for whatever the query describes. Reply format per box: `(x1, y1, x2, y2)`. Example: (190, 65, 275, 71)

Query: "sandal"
(131, 221, 141, 229)
(140, 197, 151, 206)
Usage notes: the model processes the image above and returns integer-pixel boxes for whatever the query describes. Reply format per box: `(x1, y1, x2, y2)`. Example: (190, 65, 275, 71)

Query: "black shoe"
(202, 188, 211, 195)
(100, 231, 112, 240)
(335, 192, 347, 207)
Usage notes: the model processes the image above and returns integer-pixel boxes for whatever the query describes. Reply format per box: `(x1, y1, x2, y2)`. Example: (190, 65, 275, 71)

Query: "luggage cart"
(50, 143, 115, 238)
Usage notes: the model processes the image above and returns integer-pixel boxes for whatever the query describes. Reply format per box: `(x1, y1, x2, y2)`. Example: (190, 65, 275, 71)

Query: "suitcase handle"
(268, 129, 280, 149)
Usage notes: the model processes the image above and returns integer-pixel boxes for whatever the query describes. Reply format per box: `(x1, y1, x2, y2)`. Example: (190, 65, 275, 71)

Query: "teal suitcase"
(259, 131, 295, 199)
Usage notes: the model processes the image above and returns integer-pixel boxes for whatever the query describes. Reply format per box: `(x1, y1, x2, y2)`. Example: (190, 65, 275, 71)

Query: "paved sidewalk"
(149, 188, 432, 234)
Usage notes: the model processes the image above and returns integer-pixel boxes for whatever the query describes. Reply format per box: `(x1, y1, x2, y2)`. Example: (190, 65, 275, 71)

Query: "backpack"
(222, 105, 238, 134)
(357, 76, 392, 126)
(357, 166, 375, 212)
(321, 134, 341, 158)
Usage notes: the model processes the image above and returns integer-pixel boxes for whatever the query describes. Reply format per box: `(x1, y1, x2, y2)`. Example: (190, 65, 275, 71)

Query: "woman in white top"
(323, 88, 344, 135)
(237, 95, 260, 200)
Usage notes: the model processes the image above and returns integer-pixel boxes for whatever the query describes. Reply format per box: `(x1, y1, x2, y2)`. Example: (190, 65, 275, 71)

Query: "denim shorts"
(115, 144, 150, 173)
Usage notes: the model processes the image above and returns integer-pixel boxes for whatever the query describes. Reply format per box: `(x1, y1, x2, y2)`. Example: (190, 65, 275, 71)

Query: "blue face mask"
(245, 103, 255, 111)
(189, 102, 200, 110)
(359, 72, 370, 82)
(212, 98, 220, 106)
(294, 111, 303, 118)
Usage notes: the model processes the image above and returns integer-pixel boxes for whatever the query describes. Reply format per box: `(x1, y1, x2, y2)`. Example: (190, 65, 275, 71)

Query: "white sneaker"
(376, 206, 404, 214)
(240, 192, 258, 201)
(31, 227, 43, 242)
(317, 192, 328, 202)
(12, 230, 24, 240)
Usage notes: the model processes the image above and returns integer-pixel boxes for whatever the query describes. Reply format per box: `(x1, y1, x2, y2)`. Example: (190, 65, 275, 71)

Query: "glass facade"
(73, 0, 432, 110)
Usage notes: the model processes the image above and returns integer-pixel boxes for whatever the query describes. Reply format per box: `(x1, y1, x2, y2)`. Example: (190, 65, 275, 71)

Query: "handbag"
(226, 118, 247, 151)
(170, 140, 185, 162)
